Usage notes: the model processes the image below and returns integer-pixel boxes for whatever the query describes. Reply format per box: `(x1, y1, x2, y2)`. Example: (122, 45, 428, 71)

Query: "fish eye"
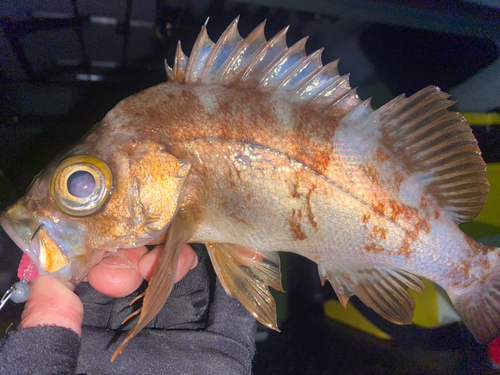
(50, 155, 112, 216)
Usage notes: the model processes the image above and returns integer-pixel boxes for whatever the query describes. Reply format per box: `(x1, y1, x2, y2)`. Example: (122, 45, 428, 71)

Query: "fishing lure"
(0, 254, 38, 311)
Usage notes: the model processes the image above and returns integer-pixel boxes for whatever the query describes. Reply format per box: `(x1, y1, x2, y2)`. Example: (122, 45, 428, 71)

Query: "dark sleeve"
(75, 250, 256, 375)
(0, 325, 80, 375)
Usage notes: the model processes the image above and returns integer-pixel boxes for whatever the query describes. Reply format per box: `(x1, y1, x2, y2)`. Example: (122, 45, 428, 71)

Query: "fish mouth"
(1, 199, 92, 283)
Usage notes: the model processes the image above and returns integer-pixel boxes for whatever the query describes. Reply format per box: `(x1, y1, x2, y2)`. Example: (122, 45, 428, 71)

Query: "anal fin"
(206, 243, 283, 330)
(322, 265, 424, 325)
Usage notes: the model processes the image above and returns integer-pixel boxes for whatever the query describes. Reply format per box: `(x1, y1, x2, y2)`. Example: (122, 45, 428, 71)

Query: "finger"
(138, 244, 198, 282)
(88, 247, 148, 298)
(20, 275, 83, 335)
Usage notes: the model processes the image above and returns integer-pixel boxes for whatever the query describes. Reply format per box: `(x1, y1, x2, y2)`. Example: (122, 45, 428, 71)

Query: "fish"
(1, 17, 499, 360)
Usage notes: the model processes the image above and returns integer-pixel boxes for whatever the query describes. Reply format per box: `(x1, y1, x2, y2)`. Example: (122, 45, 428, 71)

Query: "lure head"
(1, 125, 191, 284)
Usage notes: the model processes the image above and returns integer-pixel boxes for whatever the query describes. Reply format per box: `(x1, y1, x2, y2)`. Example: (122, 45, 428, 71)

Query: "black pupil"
(67, 171, 96, 198)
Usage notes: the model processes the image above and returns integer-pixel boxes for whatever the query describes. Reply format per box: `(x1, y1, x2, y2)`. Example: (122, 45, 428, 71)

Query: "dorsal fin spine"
(185, 26, 214, 83)
(259, 36, 309, 89)
(217, 21, 267, 84)
(201, 17, 242, 84)
(326, 88, 360, 119)
(240, 26, 289, 83)
(278, 48, 323, 91)
(294, 61, 341, 103)
(342, 99, 373, 123)
(173, 41, 188, 83)
(165, 59, 173, 81)
(308, 74, 350, 110)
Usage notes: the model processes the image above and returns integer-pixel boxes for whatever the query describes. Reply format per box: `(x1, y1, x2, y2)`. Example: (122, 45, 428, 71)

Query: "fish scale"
(1, 17, 499, 361)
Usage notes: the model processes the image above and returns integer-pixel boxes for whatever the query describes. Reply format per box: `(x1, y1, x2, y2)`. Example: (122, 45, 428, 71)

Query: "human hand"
(19, 244, 198, 335)
(76, 245, 257, 373)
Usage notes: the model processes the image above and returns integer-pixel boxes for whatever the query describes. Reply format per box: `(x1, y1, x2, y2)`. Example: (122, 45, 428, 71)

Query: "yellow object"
(462, 112, 500, 126)
(324, 299, 392, 340)
(324, 278, 461, 339)
(410, 279, 460, 328)
(475, 163, 500, 228)
(461, 163, 500, 242)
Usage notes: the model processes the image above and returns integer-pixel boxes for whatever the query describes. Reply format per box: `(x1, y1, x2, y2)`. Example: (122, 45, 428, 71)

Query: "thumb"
(20, 276, 83, 336)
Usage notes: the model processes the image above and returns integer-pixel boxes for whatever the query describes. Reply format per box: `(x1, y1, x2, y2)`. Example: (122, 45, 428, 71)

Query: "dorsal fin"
(165, 17, 368, 121)
(166, 19, 488, 222)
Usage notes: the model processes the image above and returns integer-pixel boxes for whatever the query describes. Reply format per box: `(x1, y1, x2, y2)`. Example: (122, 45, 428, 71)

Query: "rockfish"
(1, 18, 498, 359)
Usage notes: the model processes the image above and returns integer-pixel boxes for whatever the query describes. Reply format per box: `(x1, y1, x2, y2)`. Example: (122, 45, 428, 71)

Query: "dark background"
(1, 1, 499, 373)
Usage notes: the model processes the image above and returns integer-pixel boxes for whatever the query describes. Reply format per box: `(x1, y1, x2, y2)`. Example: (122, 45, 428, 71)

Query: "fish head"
(1, 133, 191, 284)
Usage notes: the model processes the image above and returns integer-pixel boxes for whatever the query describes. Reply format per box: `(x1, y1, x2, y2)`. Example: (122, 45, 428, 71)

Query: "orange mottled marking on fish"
(460, 260, 472, 277)
(305, 184, 318, 230)
(365, 242, 385, 254)
(234, 167, 241, 180)
(372, 202, 385, 216)
(373, 225, 387, 240)
(396, 217, 431, 259)
(480, 257, 491, 270)
(465, 235, 496, 258)
(376, 147, 391, 162)
(387, 199, 418, 222)
(289, 208, 306, 241)
(291, 182, 300, 198)
(364, 224, 387, 254)
(290, 106, 339, 175)
(362, 213, 370, 223)
(236, 217, 248, 225)
(227, 167, 236, 189)
(375, 199, 432, 259)
(419, 195, 441, 222)
(393, 171, 405, 192)
(398, 239, 412, 259)
(419, 196, 429, 213)
(447, 261, 477, 288)
(361, 165, 380, 185)
(449, 276, 474, 289)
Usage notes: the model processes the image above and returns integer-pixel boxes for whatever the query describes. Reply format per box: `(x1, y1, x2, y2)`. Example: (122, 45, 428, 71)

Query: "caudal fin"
(451, 261, 500, 344)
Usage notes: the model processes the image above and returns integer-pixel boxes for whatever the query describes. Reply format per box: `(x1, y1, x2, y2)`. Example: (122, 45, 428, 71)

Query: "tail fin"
(451, 261, 500, 344)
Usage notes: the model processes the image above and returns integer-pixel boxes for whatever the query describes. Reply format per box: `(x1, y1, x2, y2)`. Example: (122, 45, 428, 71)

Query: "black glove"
(76, 247, 257, 374)
(0, 248, 256, 375)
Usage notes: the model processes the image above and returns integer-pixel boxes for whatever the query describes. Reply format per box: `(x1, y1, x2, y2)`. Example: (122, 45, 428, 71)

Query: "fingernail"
(190, 254, 199, 269)
(100, 252, 134, 269)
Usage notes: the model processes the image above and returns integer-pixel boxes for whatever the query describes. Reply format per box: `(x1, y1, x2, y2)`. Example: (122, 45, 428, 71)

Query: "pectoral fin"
(111, 208, 196, 361)
(321, 265, 424, 324)
(206, 243, 283, 330)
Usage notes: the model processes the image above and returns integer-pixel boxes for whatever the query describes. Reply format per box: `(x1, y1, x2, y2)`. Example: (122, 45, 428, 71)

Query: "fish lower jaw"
(1, 210, 73, 282)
